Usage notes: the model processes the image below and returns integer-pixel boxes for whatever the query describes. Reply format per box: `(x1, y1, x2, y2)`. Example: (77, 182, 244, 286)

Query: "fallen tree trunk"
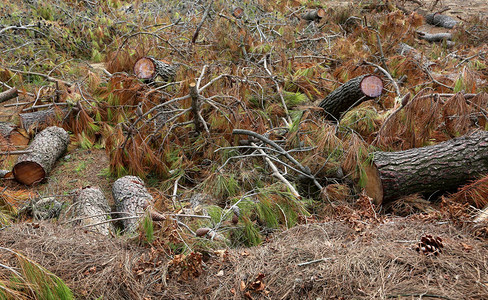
(12, 126, 69, 185)
(0, 122, 29, 149)
(19, 107, 68, 132)
(71, 186, 112, 235)
(417, 31, 452, 42)
(365, 130, 488, 204)
(0, 87, 18, 103)
(112, 175, 154, 232)
(318, 74, 383, 120)
(133, 56, 177, 82)
(302, 8, 326, 21)
(425, 13, 458, 29)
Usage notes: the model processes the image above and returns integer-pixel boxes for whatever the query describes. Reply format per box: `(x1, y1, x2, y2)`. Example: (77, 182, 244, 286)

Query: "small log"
(112, 175, 154, 232)
(19, 108, 68, 132)
(425, 13, 458, 29)
(417, 31, 452, 42)
(13, 126, 69, 185)
(302, 8, 326, 22)
(0, 88, 18, 103)
(72, 186, 112, 235)
(318, 75, 383, 120)
(365, 131, 488, 204)
(133, 56, 176, 82)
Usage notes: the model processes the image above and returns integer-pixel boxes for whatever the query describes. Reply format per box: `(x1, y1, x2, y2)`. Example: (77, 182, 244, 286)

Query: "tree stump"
(318, 75, 383, 121)
(71, 186, 112, 235)
(425, 13, 458, 29)
(365, 131, 488, 204)
(133, 57, 176, 82)
(112, 175, 153, 232)
(302, 8, 326, 22)
(13, 126, 69, 185)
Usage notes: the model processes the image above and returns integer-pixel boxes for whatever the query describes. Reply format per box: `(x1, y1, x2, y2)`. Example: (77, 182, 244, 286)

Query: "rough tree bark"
(0, 88, 18, 103)
(133, 56, 176, 82)
(302, 8, 326, 22)
(365, 131, 488, 204)
(425, 13, 458, 29)
(12, 126, 69, 185)
(112, 175, 154, 232)
(19, 107, 68, 131)
(318, 75, 383, 121)
(71, 186, 112, 235)
(0, 122, 29, 148)
(417, 31, 452, 43)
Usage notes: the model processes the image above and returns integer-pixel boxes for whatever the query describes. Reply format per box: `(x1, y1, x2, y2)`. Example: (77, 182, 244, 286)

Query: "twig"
(170, 214, 211, 219)
(4, 67, 72, 86)
(297, 257, 333, 266)
(0, 150, 32, 156)
(192, 0, 214, 44)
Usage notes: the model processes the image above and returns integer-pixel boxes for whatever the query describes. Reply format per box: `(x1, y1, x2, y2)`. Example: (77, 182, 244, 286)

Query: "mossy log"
(365, 131, 488, 204)
(318, 75, 383, 121)
(112, 175, 153, 232)
(13, 126, 69, 185)
(133, 56, 176, 82)
(72, 186, 112, 235)
(425, 13, 458, 29)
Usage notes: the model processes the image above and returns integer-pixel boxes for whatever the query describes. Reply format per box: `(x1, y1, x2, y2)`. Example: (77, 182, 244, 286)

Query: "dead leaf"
(240, 280, 246, 292)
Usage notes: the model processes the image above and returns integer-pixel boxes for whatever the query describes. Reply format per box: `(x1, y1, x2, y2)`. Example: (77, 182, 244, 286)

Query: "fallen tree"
(365, 130, 488, 204)
(318, 74, 383, 121)
(19, 107, 68, 131)
(0, 87, 18, 103)
(133, 56, 177, 82)
(12, 126, 69, 185)
(112, 175, 154, 232)
(425, 13, 458, 29)
(71, 186, 112, 235)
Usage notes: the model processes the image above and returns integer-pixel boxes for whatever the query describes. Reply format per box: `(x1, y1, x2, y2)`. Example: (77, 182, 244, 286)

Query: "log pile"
(12, 126, 69, 185)
(365, 131, 488, 204)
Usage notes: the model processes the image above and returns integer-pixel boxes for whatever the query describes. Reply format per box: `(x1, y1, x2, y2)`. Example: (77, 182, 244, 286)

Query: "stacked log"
(318, 75, 383, 121)
(71, 186, 112, 235)
(365, 131, 488, 204)
(133, 57, 177, 82)
(112, 175, 154, 232)
(12, 126, 69, 185)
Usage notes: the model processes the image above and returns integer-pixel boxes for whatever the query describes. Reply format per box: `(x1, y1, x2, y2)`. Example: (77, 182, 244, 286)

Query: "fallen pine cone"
(416, 234, 443, 256)
(195, 227, 211, 237)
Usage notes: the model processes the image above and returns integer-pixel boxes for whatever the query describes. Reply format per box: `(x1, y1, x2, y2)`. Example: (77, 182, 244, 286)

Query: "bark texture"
(13, 126, 69, 185)
(133, 56, 176, 82)
(417, 31, 452, 42)
(0, 88, 18, 103)
(20, 108, 68, 131)
(318, 75, 383, 120)
(302, 9, 326, 21)
(426, 13, 458, 29)
(365, 131, 488, 204)
(72, 186, 112, 235)
(112, 175, 153, 232)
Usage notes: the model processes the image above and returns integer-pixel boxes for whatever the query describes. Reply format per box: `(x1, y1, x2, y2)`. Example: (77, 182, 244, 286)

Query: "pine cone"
(415, 234, 443, 256)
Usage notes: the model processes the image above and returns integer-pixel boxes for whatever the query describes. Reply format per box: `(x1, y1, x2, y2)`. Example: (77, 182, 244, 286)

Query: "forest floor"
(0, 0, 487, 299)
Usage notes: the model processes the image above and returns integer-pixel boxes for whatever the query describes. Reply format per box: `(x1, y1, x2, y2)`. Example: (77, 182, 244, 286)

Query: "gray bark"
(426, 14, 458, 29)
(13, 126, 69, 185)
(71, 186, 112, 235)
(397, 43, 435, 68)
(417, 31, 452, 42)
(20, 108, 68, 131)
(0, 88, 18, 103)
(112, 175, 154, 233)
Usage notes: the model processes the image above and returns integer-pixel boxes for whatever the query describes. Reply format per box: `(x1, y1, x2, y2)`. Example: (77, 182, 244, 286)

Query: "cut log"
(133, 56, 176, 82)
(302, 8, 326, 22)
(71, 186, 112, 235)
(425, 13, 458, 29)
(417, 31, 452, 42)
(318, 75, 383, 120)
(232, 6, 244, 19)
(19, 107, 68, 132)
(0, 122, 29, 149)
(12, 126, 69, 185)
(0, 87, 18, 103)
(112, 175, 154, 232)
(365, 131, 488, 204)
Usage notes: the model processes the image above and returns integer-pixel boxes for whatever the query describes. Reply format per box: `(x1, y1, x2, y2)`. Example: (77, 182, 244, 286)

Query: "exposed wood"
(71, 186, 112, 235)
(19, 107, 69, 132)
(0, 122, 29, 149)
(417, 31, 452, 43)
(426, 13, 458, 29)
(12, 126, 69, 185)
(318, 75, 383, 121)
(301, 8, 326, 22)
(366, 131, 488, 204)
(112, 175, 154, 232)
(133, 56, 176, 82)
(0, 88, 18, 103)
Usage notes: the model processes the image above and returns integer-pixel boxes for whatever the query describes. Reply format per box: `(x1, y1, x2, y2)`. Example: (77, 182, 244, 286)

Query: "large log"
(365, 131, 488, 204)
(12, 126, 69, 185)
(112, 175, 154, 232)
(19, 107, 68, 132)
(71, 186, 112, 235)
(425, 13, 458, 29)
(318, 75, 383, 121)
(133, 56, 176, 82)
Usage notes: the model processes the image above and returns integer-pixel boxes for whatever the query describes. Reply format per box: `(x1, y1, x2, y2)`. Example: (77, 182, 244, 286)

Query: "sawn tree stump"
(318, 75, 383, 121)
(112, 175, 154, 232)
(365, 130, 488, 204)
(71, 186, 112, 235)
(133, 56, 176, 82)
(13, 126, 69, 185)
